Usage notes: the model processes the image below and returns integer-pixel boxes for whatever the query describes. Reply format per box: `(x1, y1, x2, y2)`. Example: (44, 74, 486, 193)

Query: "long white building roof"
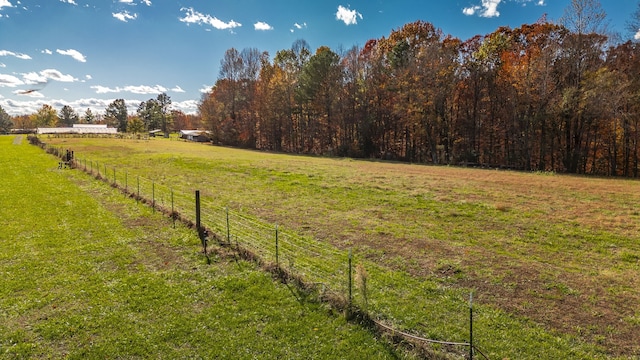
(37, 124, 118, 134)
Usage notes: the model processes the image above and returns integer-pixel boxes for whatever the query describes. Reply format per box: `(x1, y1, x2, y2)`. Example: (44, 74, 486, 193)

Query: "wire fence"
(33, 136, 490, 360)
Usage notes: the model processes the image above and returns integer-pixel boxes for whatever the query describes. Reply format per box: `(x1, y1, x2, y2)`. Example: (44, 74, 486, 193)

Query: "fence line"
(33, 137, 489, 360)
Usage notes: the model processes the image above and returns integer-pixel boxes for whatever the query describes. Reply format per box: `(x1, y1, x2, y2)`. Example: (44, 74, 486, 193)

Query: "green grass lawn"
(29, 135, 640, 359)
(0, 135, 409, 359)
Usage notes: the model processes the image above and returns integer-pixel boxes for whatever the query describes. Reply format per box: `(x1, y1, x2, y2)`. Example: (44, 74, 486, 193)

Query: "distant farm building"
(149, 129, 163, 137)
(37, 124, 117, 135)
(180, 130, 210, 142)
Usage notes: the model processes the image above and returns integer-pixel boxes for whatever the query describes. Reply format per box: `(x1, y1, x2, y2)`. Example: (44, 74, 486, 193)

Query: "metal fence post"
(348, 249, 353, 310)
(275, 225, 279, 267)
(195, 190, 202, 247)
(470, 292, 474, 360)
(171, 189, 175, 228)
(152, 182, 155, 212)
(226, 207, 230, 244)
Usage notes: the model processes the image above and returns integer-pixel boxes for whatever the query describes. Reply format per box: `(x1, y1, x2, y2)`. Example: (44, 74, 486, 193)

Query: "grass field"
(15, 135, 640, 359)
(0, 135, 412, 359)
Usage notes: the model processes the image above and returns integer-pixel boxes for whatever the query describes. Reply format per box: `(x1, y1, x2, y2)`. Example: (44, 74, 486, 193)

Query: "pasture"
(0, 135, 407, 359)
(10, 134, 640, 359)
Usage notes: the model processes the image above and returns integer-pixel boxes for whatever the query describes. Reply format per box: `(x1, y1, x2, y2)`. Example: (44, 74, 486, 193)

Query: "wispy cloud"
(290, 22, 307, 33)
(179, 7, 241, 31)
(42, 49, 53, 55)
(59, 0, 77, 5)
(336, 5, 362, 26)
(254, 21, 273, 31)
(56, 49, 87, 62)
(113, 10, 137, 22)
(118, 0, 151, 5)
(0, 50, 32, 60)
(90, 84, 183, 95)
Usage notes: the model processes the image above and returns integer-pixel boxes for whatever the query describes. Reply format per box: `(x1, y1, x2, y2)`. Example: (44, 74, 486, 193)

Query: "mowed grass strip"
(42, 136, 639, 359)
(0, 135, 406, 359)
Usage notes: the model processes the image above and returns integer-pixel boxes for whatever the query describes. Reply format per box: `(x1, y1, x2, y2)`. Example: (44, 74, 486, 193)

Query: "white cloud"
(336, 5, 362, 26)
(0, 1, 13, 10)
(90, 84, 169, 95)
(463, 0, 501, 18)
(254, 21, 273, 31)
(179, 7, 241, 30)
(42, 49, 53, 55)
(462, 6, 477, 16)
(24, 69, 78, 83)
(56, 48, 87, 62)
(0, 95, 197, 116)
(0, 73, 24, 87)
(141, 0, 151, 5)
(119, 0, 134, 3)
(85, 74, 92, 80)
(199, 84, 213, 93)
(173, 99, 198, 114)
(291, 22, 307, 33)
(171, 85, 185, 93)
(113, 10, 137, 22)
(0, 50, 32, 60)
(463, 0, 544, 18)
(0, 63, 5, 68)
(22, 71, 47, 84)
(60, 0, 77, 5)
(635, 30, 640, 41)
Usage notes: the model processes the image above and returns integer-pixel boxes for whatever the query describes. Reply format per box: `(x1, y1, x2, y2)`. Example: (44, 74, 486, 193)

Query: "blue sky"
(0, 0, 638, 117)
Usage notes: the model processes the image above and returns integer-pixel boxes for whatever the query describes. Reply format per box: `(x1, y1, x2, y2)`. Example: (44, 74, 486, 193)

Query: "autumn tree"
(127, 116, 145, 133)
(12, 115, 32, 130)
(195, 16, 640, 178)
(31, 104, 58, 127)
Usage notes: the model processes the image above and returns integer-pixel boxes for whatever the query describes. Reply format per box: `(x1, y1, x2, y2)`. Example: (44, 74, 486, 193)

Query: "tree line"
(1, 93, 201, 136)
(199, 0, 640, 177)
